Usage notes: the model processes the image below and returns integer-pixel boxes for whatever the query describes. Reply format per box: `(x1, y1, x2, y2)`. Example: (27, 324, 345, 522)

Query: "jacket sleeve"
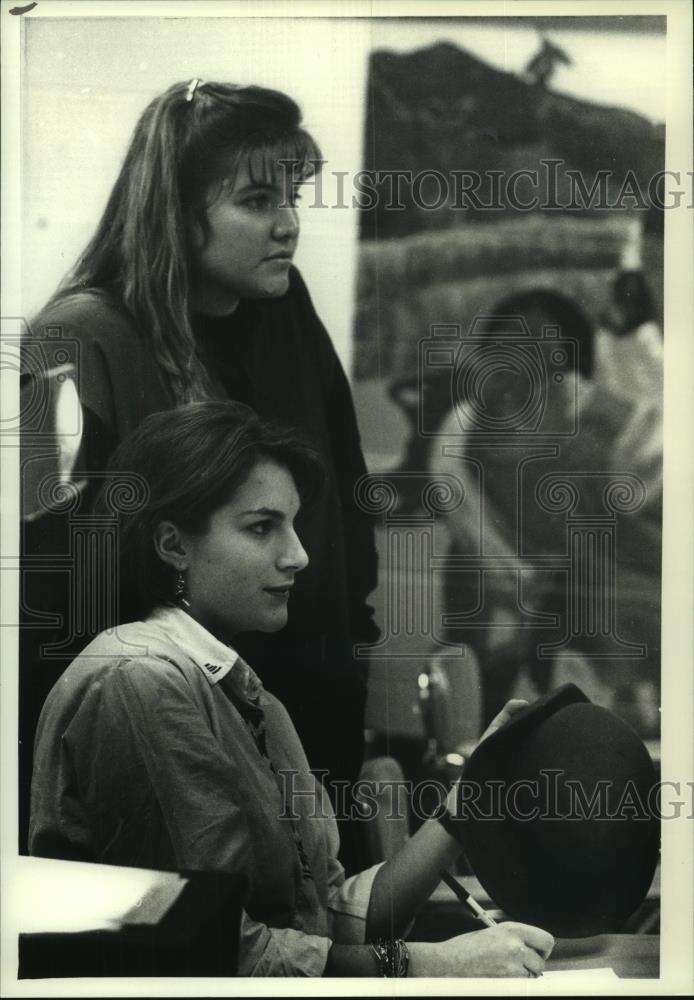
(22, 295, 121, 431)
(237, 912, 331, 976)
(21, 295, 130, 525)
(36, 658, 253, 872)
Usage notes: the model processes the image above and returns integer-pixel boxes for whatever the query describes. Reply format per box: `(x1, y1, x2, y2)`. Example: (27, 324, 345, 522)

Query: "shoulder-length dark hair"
(50, 81, 322, 403)
(98, 400, 323, 623)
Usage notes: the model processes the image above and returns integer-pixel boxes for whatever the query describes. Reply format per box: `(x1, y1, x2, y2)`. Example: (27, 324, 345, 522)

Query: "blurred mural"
(355, 37, 663, 386)
(354, 22, 664, 754)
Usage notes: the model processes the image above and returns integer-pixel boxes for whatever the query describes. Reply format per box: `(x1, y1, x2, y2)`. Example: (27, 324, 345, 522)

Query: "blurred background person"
(429, 289, 661, 732)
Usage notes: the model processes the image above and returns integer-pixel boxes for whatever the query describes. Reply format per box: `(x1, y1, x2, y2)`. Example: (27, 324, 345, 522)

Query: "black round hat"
(457, 684, 659, 937)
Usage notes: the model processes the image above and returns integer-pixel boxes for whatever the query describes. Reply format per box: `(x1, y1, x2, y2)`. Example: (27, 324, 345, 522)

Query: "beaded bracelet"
(370, 938, 410, 977)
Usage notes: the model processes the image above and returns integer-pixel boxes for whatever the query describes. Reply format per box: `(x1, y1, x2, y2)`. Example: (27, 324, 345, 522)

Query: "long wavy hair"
(50, 81, 323, 402)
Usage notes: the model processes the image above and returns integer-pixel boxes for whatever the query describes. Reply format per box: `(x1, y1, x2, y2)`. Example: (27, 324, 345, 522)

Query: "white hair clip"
(185, 78, 203, 103)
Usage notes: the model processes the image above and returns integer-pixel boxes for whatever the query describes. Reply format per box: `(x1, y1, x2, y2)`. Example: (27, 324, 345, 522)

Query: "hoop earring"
(175, 571, 191, 610)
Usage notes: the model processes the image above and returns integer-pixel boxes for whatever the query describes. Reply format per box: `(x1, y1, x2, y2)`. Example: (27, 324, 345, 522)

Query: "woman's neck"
(194, 282, 241, 318)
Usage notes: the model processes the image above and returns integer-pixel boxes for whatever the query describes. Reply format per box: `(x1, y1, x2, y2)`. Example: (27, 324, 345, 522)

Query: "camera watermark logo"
(5, 319, 83, 446)
(419, 318, 578, 438)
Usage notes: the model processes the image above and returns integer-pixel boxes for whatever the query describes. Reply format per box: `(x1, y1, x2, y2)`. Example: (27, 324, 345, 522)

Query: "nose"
(272, 205, 299, 242)
(277, 528, 309, 574)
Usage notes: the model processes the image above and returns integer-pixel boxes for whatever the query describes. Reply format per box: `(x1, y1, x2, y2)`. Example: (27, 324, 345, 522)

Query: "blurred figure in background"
(430, 288, 661, 732)
(590, 247, 663, 736)
(595, 245, 663, 539)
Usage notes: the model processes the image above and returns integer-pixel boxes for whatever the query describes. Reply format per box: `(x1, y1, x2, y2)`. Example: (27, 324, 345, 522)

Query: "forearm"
(324, 941, 443, 977)
(323, 943, 379, 976)
(363, 702, 530, 942)
(365, 817, 461, 940)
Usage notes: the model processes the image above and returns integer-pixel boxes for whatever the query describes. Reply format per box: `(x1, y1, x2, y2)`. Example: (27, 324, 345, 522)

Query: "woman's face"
(180, 459, 309, 641)
(192, 156, 301, 315)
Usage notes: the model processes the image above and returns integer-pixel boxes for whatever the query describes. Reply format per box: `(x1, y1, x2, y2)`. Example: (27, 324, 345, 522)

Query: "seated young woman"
(29, 400, 554, 978)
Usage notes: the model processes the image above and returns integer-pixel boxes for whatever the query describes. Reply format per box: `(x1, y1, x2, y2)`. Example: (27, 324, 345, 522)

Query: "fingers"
(442, 924, 554, 978)
(480, 699, 529, 741)
(501, 698, 531, 718)
(521, 948, 546, 978)
(506, 926, 552, 978)
(505, 922, 555, 959)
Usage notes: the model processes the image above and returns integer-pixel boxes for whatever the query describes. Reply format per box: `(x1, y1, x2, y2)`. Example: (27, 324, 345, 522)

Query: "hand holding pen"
(437, 871, 550, 977)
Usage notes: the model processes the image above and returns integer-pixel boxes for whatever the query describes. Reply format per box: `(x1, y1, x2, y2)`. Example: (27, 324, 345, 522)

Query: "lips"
(264, 251, 294, 261)
(264, 584, 293, 599)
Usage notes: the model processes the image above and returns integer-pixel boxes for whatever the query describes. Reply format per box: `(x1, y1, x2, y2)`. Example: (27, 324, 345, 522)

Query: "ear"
(153, 520, 189, 572)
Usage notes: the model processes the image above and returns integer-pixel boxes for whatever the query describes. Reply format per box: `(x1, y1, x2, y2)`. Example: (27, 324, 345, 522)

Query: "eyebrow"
(238, 507, 286, 518)
(234, 181, 284, 195)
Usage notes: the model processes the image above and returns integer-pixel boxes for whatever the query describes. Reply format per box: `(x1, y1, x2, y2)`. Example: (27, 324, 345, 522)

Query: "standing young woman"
(30, 401, 554, 977)
(21, 80, 378, 870)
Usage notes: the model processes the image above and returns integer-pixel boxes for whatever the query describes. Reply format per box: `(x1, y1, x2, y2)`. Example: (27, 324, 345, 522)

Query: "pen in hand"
(439, 870, 497, 928)
(439, 870, 545, 978)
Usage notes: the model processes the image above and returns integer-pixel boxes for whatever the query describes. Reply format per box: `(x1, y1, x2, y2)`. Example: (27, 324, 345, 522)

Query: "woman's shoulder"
(36, 623, 213, 747)
(23, 288, 163, 425)
(29, 289, 139, 347)
(54, 621, 201, 697)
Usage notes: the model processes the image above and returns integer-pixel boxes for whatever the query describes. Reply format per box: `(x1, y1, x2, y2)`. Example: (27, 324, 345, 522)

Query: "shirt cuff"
(238, 910, 331, 977)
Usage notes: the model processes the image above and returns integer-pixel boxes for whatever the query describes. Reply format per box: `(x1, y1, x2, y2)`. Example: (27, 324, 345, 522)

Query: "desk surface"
(428, 874, 659, 978)
(549, 935, 659, 978)
(14, 857, 245, 979)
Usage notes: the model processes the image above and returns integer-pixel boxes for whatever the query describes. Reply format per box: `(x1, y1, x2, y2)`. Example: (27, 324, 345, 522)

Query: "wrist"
(434, 781, 465, 844)
(406, 941, 442, 978)
(369, 938, 410, 978)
